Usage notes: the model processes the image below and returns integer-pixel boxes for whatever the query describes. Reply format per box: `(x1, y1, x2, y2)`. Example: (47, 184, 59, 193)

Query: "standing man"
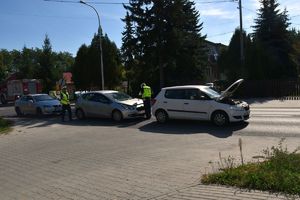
(60, 86, 72, 122)
(140, 83, 152, 119)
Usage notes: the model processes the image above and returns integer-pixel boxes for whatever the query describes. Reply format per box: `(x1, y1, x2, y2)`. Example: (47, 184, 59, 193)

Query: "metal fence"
(232, 79, 300, 99)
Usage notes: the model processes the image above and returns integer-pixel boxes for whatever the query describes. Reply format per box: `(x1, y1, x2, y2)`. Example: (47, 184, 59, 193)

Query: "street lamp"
(80, 0, 105, 90)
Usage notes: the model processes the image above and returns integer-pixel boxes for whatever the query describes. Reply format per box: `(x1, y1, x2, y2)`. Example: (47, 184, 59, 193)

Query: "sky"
(0, 0, 300, 56)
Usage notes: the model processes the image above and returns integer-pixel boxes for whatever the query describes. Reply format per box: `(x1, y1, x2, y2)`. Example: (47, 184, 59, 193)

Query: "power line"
(207, 27, 251, 38)
(44, 0, 237, 5)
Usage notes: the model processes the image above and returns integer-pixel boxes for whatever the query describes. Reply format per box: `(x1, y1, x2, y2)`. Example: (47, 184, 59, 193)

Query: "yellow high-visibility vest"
(142, 85, 151, 98)
(60, 92, 70, 105)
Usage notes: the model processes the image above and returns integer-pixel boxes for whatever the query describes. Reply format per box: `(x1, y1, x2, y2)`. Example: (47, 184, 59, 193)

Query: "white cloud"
(200, 8, 236, 19)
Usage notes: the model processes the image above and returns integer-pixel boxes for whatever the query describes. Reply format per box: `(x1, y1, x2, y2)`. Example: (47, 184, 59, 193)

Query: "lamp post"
(80, 0, 104, 90)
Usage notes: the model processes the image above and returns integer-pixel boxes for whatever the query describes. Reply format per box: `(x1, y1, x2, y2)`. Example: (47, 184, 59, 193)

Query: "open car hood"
(119, 98, 143, 106)
(217, 79, 244, 100)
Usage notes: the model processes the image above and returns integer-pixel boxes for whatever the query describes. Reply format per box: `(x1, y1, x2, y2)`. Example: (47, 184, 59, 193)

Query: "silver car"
(15, 94, 62, 116)
(75, 90, 145, 121)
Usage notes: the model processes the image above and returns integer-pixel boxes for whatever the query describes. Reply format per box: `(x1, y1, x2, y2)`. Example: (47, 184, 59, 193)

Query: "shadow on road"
(138, 120, 249, 138)
(0, 102, 14, 108)
(9, 114, 249, 138)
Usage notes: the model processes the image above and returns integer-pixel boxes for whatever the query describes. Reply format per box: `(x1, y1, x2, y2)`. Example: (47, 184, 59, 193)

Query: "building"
(203, 40, 227, 83)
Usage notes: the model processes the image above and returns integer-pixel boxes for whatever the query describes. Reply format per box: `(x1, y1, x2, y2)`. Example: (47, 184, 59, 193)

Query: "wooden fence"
(229, 80, 300, 99)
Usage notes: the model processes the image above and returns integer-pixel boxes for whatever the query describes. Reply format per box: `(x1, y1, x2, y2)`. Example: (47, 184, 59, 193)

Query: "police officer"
(140, 83, 152, 119)
(60, 86, 72, 122)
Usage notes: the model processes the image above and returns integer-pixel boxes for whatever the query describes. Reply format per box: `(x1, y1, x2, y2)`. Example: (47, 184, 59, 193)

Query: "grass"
(202, 139, 300, 196)
(0, 117, 13, 134)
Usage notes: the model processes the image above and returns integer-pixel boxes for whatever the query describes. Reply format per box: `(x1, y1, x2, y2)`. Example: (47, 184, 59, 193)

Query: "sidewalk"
(244, 98, 300, 108)
(152, 184, 290, 200)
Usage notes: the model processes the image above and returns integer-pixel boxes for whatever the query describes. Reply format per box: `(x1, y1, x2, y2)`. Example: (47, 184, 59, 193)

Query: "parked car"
(152, 79, 250, 126)
(15, 94, 62, 116)
(75, 90, 144, 121)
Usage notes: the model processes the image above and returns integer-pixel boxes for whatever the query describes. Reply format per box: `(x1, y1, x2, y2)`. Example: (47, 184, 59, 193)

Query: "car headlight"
(230, 106, 243, 111)
(120, 104, 135, 110)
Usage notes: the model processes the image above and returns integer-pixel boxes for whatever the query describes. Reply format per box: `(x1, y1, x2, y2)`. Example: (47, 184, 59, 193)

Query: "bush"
(202, 139, 300, 196)
(0, 117, 12, 134)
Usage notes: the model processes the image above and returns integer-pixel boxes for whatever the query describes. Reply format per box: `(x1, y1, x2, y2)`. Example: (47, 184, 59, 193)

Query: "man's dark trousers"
(62, 104, 72, 121)
(143, 97, 151, 119)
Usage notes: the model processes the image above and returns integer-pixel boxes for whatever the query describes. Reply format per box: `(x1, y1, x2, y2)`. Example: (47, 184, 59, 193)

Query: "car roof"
(85, 90, 118, 94)
(25, 94, 48, 97)
(162, 85, 209, 90)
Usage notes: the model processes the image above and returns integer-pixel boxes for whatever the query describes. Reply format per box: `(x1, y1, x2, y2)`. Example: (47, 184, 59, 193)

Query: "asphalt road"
(1, 104, 300, 138)
(0, 104, 300, 199)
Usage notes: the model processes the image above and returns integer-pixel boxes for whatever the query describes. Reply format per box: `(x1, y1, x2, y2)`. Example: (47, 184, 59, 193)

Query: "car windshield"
(107, 92, 132, 101)
(33, 95, 55, 102)
(202, 87, 221, 99)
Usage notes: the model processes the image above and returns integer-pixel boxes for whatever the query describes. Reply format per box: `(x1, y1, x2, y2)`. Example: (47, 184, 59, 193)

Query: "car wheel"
(76, 108, 85, 120)
(15, 107, 23, 116)
(112, 110, 123, 122)
(155, 110, 168, 123)
(212, 111, 228, 126)
(36, 107, 43, 116)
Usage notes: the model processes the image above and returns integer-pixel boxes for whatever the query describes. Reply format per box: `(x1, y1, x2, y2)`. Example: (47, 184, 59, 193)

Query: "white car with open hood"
(152, 79, 250, 126)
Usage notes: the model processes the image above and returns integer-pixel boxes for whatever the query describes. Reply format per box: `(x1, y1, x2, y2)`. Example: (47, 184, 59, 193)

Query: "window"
(185, 89, 201, 100)
(91, 93, 110, 103)
(21, 96, 34, 102)
(165, 89, 186, 99)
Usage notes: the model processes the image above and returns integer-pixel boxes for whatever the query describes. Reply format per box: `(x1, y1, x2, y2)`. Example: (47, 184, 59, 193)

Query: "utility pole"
(238, 0, 245, 68)
(80, 0, 105, 90)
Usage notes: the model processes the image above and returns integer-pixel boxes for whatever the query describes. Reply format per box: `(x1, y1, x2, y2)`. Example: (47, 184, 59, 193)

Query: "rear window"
(33, 95, 54, 102)
(164, 89, 186, 99)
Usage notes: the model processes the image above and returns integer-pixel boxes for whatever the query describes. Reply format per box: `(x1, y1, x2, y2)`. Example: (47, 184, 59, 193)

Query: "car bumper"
(121, 110, 145, 119)
(42, 107, 62, 115)
(229, 110, 250, 122)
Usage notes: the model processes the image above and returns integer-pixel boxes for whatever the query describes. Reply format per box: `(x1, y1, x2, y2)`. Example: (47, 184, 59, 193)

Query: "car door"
(164, 89, 186, 119)
(18, 96, 29, 114)
(182, 89, 212, 120)
(80, 93, 96, 117)
(89, 93, 112, 118)
(26, 96, 36, 114)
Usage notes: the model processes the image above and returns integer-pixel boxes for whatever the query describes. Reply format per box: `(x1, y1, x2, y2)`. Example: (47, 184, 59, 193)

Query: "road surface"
(0, 104, 299, 199)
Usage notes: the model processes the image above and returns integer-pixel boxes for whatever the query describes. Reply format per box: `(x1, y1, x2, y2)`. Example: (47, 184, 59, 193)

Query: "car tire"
(112, 110, 123, 122)
(15, 107, 23, 116)
(155, 109, 168, 123)
(36, 107, 43, 116)
(211, 111, 229, 126)
(76, 108, 85, 120)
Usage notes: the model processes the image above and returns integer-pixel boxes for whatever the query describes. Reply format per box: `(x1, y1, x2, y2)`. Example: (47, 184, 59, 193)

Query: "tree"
(218, 29, 249, 82)
(38, 34, 55, 92)
(73, 44, 89, 90)
(121, 11, 136, 94)
(122, 0, 207, 94)
(252, 0, 297, 79)
(0, 49, 13, 81)
(73, 34, 123, 90)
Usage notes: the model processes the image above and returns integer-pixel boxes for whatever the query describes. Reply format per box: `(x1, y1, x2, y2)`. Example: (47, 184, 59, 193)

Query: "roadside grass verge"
(202, 139, 300, 197)
(0, 117, 13, 134)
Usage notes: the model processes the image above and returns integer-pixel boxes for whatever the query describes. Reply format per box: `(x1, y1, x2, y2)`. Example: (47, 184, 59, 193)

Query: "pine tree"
(121, 11, 135, 93)
(253, 0, 297, 79)
(38, 34, 55, 92)
(122, 0, 207, 94)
